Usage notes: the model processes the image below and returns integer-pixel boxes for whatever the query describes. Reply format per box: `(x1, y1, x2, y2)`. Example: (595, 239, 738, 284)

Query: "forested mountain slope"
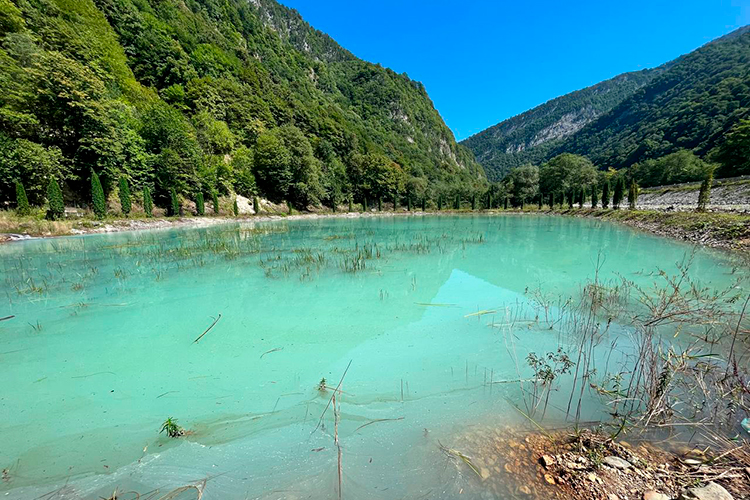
(0, 0, 484, 208)
(464, 25, 750, 180)
(461, 69, 661, 180)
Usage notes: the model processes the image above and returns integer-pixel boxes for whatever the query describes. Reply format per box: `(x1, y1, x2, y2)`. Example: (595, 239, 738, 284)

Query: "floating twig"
(193, 314, 222, 344)
(0, 315, 14, 322)
(353, 416, 405, 433)
(464, 309, 496, 318)
(260, 347, 283, 359)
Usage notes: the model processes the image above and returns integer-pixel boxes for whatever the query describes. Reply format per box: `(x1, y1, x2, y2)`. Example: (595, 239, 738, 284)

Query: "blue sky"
(278, 0, 750, 141)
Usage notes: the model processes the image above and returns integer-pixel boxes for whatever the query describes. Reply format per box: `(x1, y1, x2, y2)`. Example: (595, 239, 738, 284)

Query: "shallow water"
(0, 215, 744, 499)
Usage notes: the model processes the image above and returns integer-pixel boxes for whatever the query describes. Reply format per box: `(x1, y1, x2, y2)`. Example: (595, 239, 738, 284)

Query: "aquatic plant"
(317, 377, 327, 392)
(118, 177, 131, 216)
(143, 186, 153, 217)
(46, 177, 64, 220)
(15, 181, 29, 216)
(91, 170, 106, 219)
(159, 417, 184, 438)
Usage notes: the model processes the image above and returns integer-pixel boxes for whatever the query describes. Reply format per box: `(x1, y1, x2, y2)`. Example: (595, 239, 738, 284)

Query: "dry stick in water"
(353, 416, 405, 433)
(313, 359, 352, 434)
(0, 315, 14, 322)
(260, 347, 283, 359)
(193, 313, 222, 344)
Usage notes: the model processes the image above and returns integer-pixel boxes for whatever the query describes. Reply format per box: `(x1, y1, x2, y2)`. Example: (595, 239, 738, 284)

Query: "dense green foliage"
(91, 170, 106, 218)
(462, 70, 660, 180)
(15, 180, 29, 215)
(0, 0, 484, 212)
(46, 177, 63, 220)
(169, 188, 179, 216)
(118, 176, 131, 215)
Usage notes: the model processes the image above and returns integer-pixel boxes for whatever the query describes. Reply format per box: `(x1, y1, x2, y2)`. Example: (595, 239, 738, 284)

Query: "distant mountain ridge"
(463, 25, 750, 180)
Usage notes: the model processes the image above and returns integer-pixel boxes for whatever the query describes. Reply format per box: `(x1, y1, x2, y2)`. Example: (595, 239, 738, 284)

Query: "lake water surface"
(0, 215, 744, 499)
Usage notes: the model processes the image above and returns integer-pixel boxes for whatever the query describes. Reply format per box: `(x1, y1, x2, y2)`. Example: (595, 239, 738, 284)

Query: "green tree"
(143, 186, 153, 217)
(169, 188, 179, 216)
(253, 196, 260, 215)
(233, 198, 239, 216)
(196, 192, 205, 215)
(253, 132, 291, 202)
(697, 168, 714, 212)
(118, 177, 131, 216)
(540, 154, 596, 203)
(212, 190, 219, 214)
(15, 181, 29, 215)
(506, 164, 539, 206)
(628, 180, 638, 210)
(715, 119, 750, 176)
(590, 183, 598, 208)
(46, 177, 64, 220)
(91, 170, 106, 219)
(601, 179, 610, 208)
(613, 177, 625, 209)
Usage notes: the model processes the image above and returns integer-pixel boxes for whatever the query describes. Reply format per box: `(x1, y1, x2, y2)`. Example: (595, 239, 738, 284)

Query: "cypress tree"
(348, 196, 353, 212)
(118, 177, 131, 216)
(566, 190, 574, 208)
(455, 194, 461, 210)
(15, 181, 30, 216)
(697, 170, 713, 212)
(143, 187, 153, 217)
(628, 180, 638, 210)
(234, 198, 239, 216)
(393, 192, 398, 211)
(212, 191, 219, 215)
(487, 191, 492, 209)
(591, 184, 598, 208)
(196, 192, 205, 216)
(378, 197, 383, 211)
(46, 177, 64, 220)
(331, 195, 337, 212)
(408, 195, 413, 211)
(422, 197, 426, 211)
(168, 188, 179, 216)
(363, 197, 368, 212)
(503, 196, 508, 210)
(471, 194, 476, 211)
(438, 195, 443, 211)
(538, 195, 542, 209)
(578, 188, 584, 208)
(549, 193, 554, 209)
(613, 177, 624, 209)
(91, 170, 106, 219)
(254, 196, 260, 215)
(288, 200, 293, 214)
(602, 181, 610, 209)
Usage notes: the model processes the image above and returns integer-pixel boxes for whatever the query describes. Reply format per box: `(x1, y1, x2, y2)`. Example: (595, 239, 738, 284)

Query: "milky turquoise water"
(0, 215, 744, 499)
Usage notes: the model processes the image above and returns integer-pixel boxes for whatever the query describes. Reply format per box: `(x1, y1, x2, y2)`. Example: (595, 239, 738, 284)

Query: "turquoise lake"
(0, 215, 744, 499)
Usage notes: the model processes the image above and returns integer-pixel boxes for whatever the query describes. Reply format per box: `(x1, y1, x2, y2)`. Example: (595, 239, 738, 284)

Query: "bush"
(91, 170, 106, 219)
(15, 181, 30, 216)
(118, 177, 131, 216)
(46, 178, 64, 220)
(143, 187, 153, 217)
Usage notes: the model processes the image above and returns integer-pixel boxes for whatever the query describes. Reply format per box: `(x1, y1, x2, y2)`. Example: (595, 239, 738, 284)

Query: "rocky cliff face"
(462, 70, 661, 180)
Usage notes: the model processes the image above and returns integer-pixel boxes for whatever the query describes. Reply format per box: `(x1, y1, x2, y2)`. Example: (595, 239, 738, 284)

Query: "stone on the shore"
(603, 456, 633, 469)
(680, 482, 734, 500)
(644, 491, 670, 500)
(541, 454, 555, 468)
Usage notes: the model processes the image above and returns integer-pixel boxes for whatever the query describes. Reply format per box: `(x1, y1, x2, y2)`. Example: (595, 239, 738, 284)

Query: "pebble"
(603, 456, 633, 469)
(544, 473, 556, 485)
(541, 454, 555, 468)
(680, 482, 734, 500)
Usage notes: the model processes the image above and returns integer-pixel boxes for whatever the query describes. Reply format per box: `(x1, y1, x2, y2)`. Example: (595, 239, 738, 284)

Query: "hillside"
(0, 0, 484, 209)
(464, 25, 750, 180)
(461, 69, 661, 180)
